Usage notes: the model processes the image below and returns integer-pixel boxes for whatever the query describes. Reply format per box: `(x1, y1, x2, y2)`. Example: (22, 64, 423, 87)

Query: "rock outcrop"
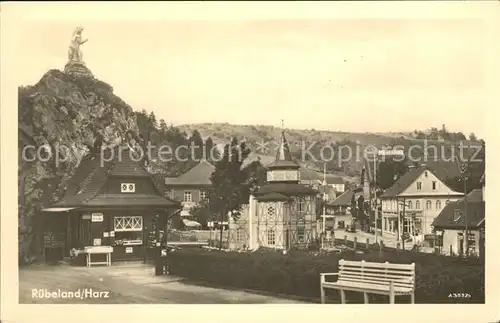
(18, 68, 141, 264)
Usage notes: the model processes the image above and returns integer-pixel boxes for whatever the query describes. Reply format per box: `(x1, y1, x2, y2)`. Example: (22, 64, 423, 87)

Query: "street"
(19, 263, 305, 304)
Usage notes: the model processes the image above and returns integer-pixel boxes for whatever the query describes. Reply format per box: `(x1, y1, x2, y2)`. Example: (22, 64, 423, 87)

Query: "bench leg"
(320, 286, 326, 304)
(411, 291, 415, 304)
(364, 292, 369, 304)
(340, 289, 346, 304)
(389, 292, 395, 304)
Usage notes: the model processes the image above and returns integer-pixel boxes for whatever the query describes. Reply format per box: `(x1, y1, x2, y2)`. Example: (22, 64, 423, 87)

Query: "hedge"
(168, 248, 484, 303)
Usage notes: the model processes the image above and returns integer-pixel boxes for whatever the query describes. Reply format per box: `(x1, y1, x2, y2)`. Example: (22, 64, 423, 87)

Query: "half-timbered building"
(228, 131, 319, 250)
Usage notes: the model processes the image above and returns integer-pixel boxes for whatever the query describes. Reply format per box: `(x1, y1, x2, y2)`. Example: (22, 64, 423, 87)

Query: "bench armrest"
(320, 273, 339, 283)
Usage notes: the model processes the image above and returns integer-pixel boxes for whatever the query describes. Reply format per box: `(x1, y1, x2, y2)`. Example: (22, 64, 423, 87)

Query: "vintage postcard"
(1, 2, 499, 323)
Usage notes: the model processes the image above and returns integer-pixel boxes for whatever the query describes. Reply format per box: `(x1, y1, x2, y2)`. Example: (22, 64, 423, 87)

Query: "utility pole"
(401, 197, 406, 251)
(462, 162, 469, 257)
(457, 142, 470, 257)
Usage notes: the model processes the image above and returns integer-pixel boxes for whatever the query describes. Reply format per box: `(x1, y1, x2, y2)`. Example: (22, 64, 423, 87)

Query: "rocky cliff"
(18, 69, 142, 263)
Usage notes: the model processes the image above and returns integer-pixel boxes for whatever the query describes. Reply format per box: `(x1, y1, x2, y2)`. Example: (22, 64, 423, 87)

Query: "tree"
(189, 130, 204, 161)
(158, 119, 168, 140)
(205, 137, 216, 161)
(190, 198, 215, 228)
(209, 138, 258, 249)
(350, 194, 357, 231)
(469, 132, 477, 141)
(445, 141, 485, 193)
(357, 195, 366, 228)
(377, 157, 409, 190)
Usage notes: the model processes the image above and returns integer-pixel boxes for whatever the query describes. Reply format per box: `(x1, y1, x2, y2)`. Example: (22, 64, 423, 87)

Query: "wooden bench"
(84, 246, 113, 268)
(320, 259, 415, 304)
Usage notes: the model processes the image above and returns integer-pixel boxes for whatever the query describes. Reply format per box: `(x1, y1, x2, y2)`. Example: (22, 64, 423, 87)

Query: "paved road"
(19, 263, 305, 304)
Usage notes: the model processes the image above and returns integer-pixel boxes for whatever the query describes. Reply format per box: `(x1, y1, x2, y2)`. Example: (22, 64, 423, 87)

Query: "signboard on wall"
(121, 183, 136, 193)
(93, 238, 102, 246)
(103, 232, 109, 237)
(125, 247, 133, 254)
(91, 213, 103, 222)
(82, 214, 91, 220)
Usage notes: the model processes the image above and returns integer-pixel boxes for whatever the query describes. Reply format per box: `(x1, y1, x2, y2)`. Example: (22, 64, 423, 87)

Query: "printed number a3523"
(448, 293, 471, 298)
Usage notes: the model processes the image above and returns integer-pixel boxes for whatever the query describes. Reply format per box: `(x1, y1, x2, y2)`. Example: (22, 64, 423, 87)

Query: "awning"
(183, 219, 202, 227)
(41, 207, 78, 212)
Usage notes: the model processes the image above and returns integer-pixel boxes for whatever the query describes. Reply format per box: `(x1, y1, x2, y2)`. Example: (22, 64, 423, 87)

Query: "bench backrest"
(338, 259, 415, 289)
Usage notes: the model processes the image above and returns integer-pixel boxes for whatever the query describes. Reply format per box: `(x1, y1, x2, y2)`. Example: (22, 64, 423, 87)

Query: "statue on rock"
(64, 26, 93, 78)
(68, 26, 88, 63)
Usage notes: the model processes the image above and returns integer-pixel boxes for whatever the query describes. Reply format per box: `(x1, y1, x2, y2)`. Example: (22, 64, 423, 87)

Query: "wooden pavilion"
(40, 145, 181, 264)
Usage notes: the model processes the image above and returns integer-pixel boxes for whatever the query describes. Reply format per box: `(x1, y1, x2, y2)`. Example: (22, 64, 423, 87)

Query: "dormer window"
(453, 210, 461, 222)
(121, 183, 136, 193)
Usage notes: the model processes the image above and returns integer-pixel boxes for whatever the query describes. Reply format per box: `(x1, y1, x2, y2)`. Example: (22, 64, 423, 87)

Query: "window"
(426, 200, 432, 209)
(297, 227, 305, 243)
(403, 219, 411, 233)
(424, 171, 428, 177)
(183, 191, 192, 202)
(436, 200, 441, 210)
(200, 190, 207, 201)
(432, 181, 437, 190)
(453, 210, 461, 222)
(121, 183, 136, 193)
(416, 182, 422, 190)
(267, 205, 275, 218)
(285, 171, 298, 181)
(274, 171, 285, 181)
(415, 200, 421, 210)
(407, 201, 412, 209)
(236, 229, 245, 242)
(114, 216, 143, 246)
(297, 198, 305, 213)
(267, 229, 276, 245)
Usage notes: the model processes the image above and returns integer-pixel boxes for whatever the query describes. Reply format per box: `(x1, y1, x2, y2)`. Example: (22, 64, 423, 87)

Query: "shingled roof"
(300, 167, 344, 185)
(164, 160, 215, 187)
(327, 189, 354, 207)
(432, 189, 485, 229)
(268, 131, 300, 169)
(380, 165, 461, 198)
(48, 145, 180, 210)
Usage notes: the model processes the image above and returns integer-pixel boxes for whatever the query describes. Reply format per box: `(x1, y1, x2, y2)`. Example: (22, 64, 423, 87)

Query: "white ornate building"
(228, 131, 319, 250)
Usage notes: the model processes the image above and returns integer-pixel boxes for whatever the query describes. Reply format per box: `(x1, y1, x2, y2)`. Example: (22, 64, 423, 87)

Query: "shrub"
(168, 248, 484, 303)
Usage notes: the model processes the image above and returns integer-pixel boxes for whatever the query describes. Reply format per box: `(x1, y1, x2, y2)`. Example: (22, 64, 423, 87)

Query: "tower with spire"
(266, 130, 301, 184)
(228, 127, 319, 250)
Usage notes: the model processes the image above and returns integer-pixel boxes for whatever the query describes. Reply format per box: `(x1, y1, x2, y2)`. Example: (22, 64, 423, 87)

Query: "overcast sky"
(5, 2, 494, 138)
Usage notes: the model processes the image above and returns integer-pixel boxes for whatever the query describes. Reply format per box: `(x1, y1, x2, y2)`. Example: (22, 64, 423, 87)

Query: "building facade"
(164, 160, 215, 217)
(41, 146, 181, 263)
(432, 174, 485, 257)
(299, 167, 345, 193)
(228, 131, 319, 250)
(379, 165, 464, 241)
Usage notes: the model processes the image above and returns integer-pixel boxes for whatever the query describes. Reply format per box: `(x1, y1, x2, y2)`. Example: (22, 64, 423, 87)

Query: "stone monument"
(64, 27, 93, 77)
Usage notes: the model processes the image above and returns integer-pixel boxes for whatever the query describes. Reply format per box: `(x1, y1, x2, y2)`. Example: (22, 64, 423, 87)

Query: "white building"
(379, 164, 464, 241)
